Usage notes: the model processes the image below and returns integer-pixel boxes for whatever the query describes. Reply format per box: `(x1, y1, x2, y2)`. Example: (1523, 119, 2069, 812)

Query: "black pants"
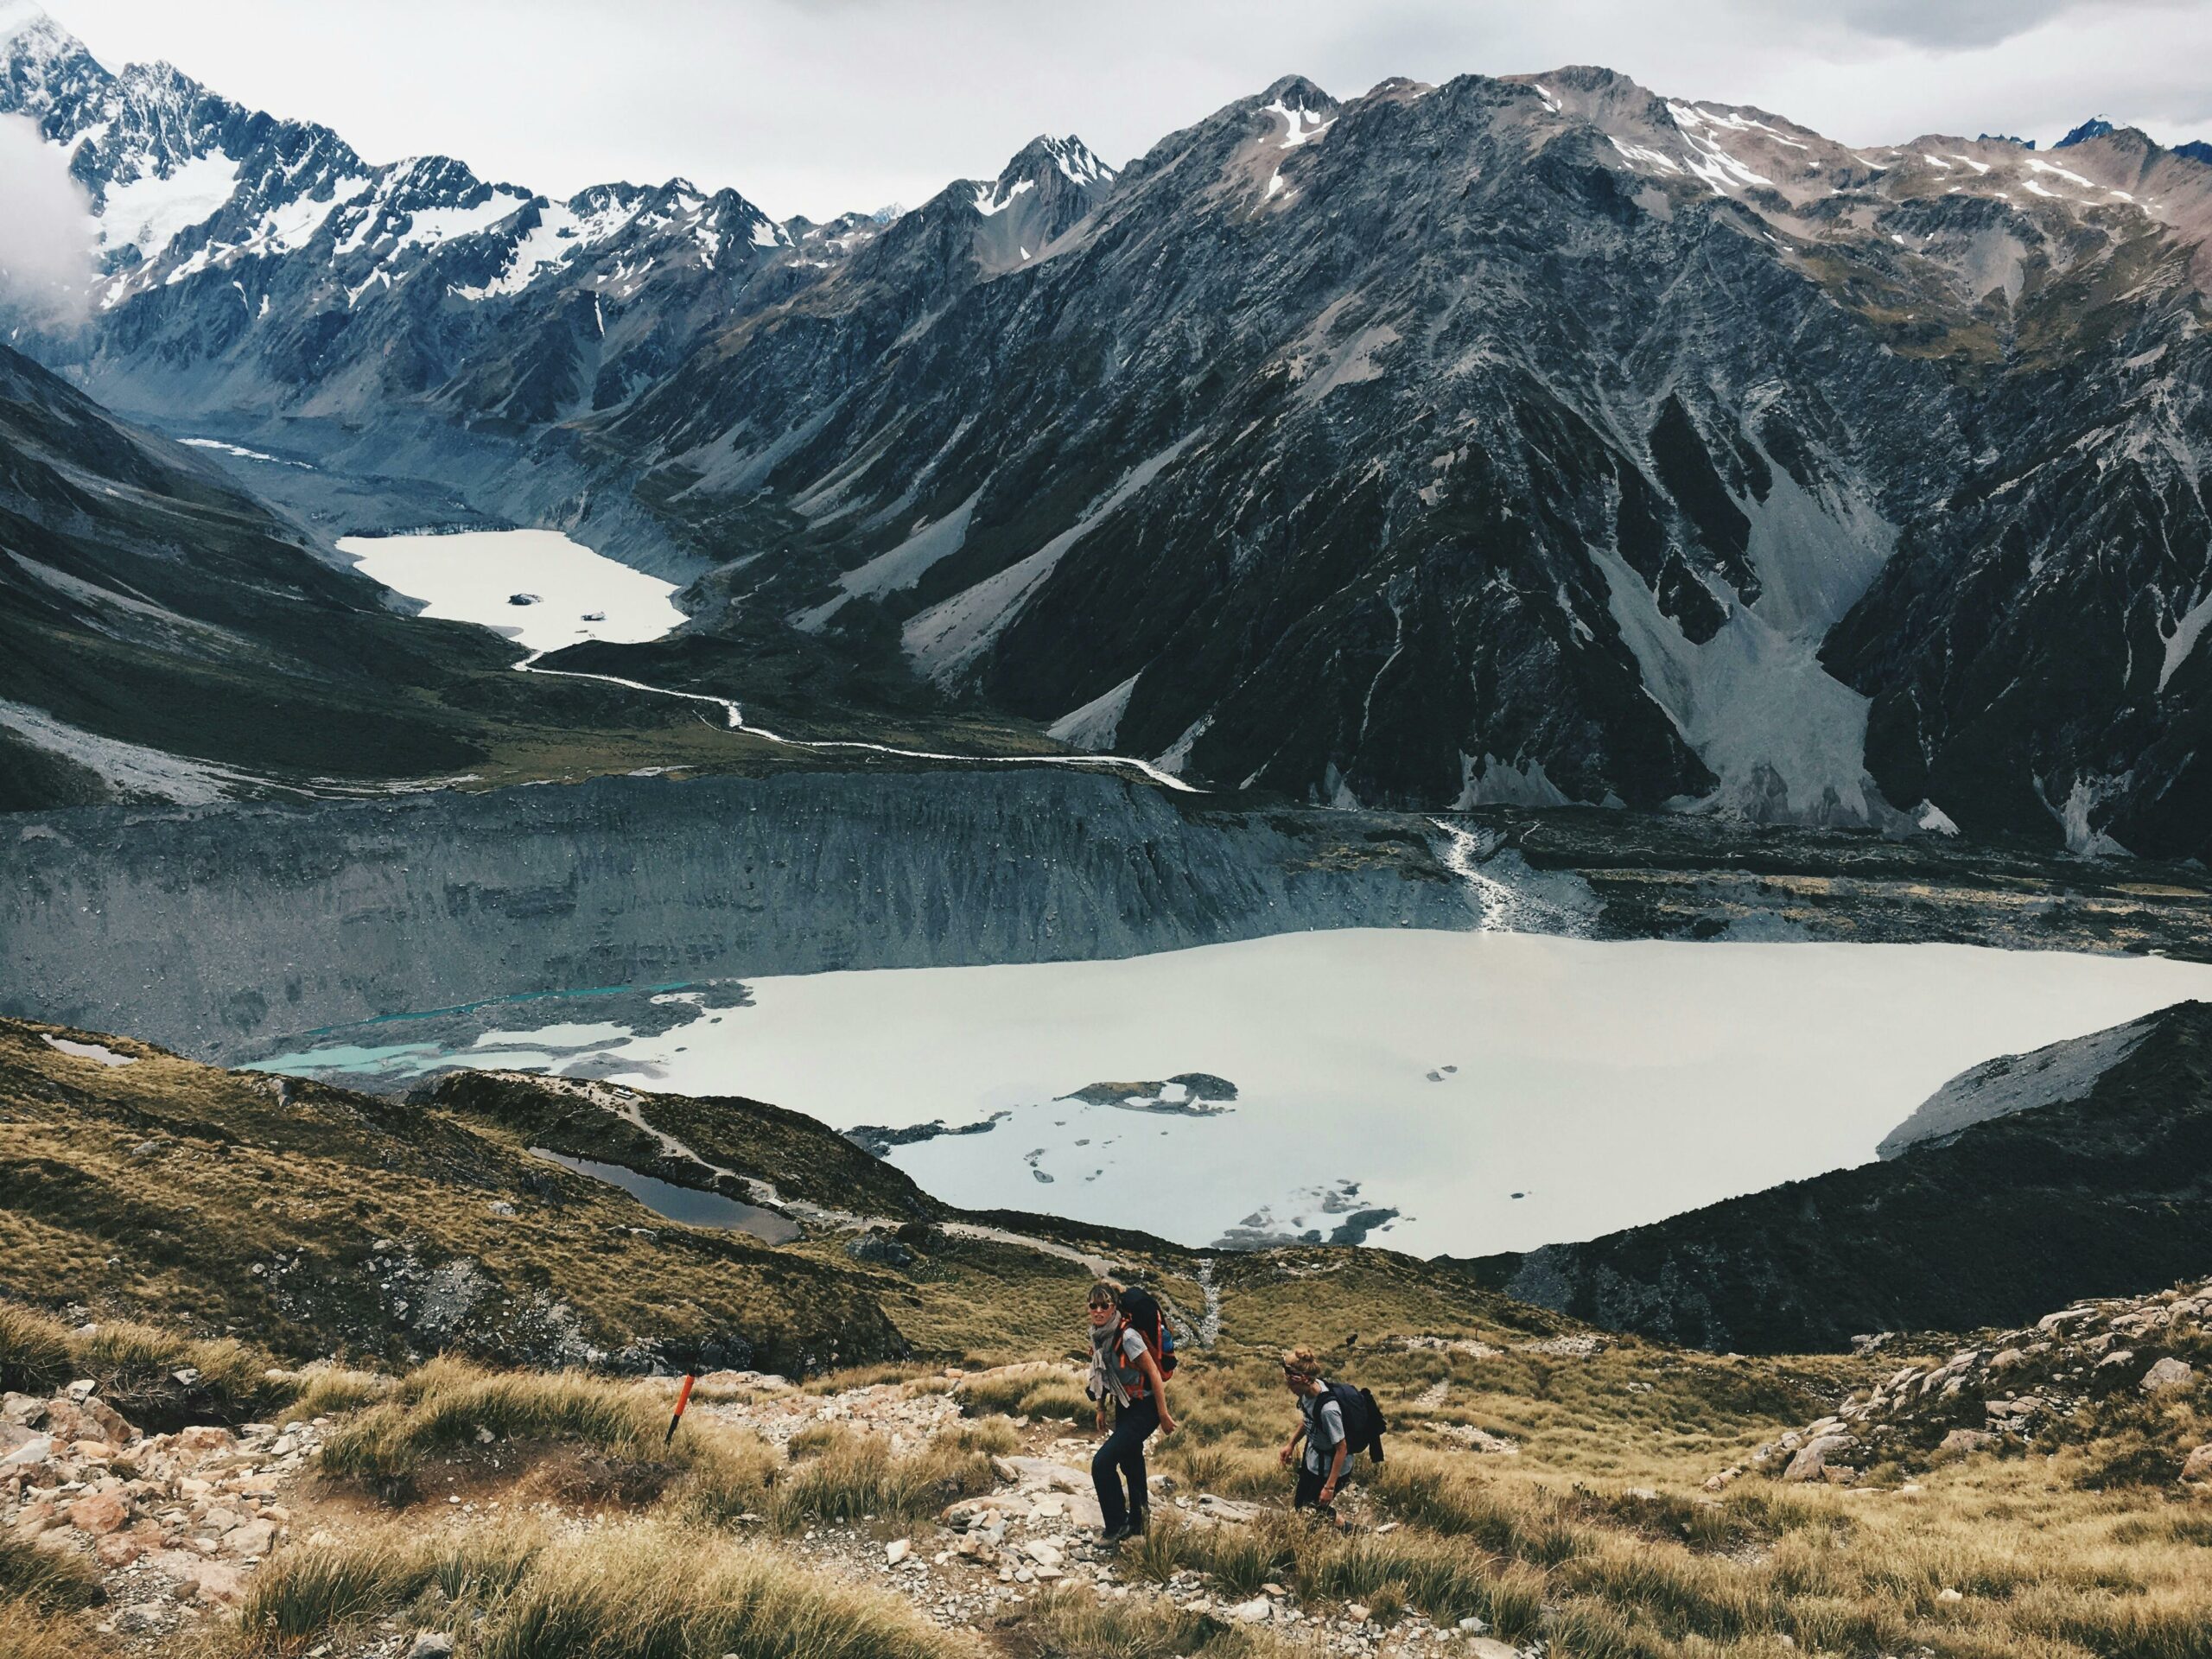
(1294, 1463, 1339, 1510)
(1091, 1395, 1158, 1532)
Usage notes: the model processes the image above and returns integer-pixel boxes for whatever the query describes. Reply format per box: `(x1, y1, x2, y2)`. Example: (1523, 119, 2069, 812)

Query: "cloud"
(1827, 0, 2182, 51)
(0, 112, 92, 322)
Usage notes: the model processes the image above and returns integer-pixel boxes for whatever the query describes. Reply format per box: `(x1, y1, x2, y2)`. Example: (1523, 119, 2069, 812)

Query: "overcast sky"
(47, 0, 2212, 219)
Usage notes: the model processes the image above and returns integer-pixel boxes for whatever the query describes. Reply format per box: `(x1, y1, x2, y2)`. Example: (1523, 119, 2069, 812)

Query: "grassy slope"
(10, 1014, 2212, 1657)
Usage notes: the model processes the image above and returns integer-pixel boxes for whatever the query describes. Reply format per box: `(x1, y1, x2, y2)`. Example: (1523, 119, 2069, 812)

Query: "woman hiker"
(1088, 1278, 1175, 1541)
(1278, 1346, 1349, 1517)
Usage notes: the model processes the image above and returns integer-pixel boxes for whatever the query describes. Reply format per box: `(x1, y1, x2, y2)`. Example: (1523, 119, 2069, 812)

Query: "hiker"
(1087, 1278, 1177, 1540)
(1279, 1347, 1386, 1515)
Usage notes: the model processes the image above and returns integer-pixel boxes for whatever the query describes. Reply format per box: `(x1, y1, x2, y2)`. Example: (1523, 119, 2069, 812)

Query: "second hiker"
(1278, 1346, 1386, 1516)
(1087, 1278, 1178, 1541)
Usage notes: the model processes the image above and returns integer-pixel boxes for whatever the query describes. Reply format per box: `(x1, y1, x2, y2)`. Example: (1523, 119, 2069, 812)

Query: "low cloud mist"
(0, 113, 93, 324)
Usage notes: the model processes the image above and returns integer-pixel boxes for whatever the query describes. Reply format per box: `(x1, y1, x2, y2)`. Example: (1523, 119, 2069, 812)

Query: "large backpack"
(1325, 1380, 1389, 1464)
(1116, 1285, 1179, 1384)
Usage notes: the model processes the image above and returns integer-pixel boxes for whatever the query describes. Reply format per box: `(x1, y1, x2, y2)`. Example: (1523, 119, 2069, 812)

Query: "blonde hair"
(1088, 1278, 1125, 1310)
(1281, 1346, 1322, 1377)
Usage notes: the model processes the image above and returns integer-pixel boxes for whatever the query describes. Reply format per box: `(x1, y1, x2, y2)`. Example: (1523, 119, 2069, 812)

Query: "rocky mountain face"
(0, 770, 1470, 1059)
(1465, 1001, 2212, 1352)
(0, 340, 532, 807)
(9, 2, 2212, 856)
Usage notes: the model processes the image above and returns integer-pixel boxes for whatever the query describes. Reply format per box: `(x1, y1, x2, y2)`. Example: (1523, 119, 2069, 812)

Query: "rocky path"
(3, 1381, 329, 1649)
(690, 1364, 1523, 1656)
(7, 1358, 1531, 1657)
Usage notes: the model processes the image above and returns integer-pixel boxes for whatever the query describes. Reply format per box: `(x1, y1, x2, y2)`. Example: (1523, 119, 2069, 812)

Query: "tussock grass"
(280, 1366, 393, 1421)
(0, 1535, 103, 1612)
(768, 1423, 1001, 1530)
(0, 1602, 97, 1659)
(229, 1522, 543, 1651)
(0, 1303, 70, 1395)
(319, 1357, 671, 1497)
(957, 1363, 1089, 1421)
(0, 1301, 287, 1426)
(226, 1520, 957, 1659)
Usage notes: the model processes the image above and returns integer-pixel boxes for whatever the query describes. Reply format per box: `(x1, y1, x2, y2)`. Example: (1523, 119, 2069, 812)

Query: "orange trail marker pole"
(664, 1373, 697, 1446)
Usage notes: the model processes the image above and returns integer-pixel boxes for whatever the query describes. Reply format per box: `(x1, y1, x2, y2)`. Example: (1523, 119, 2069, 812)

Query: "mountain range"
(7, 3, 2212, 859)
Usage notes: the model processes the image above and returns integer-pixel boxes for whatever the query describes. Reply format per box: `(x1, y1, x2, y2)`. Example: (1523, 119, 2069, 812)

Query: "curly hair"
(1281, 1346, 1322, 1377)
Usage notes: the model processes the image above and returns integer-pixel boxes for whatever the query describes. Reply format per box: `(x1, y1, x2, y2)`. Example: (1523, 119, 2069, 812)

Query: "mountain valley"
(7, 4, 2212, 1654)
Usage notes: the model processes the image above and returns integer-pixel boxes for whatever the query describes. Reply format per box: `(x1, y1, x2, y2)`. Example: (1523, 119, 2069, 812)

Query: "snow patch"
(41, 1034, 137, 1068)
(1047, 673, 1140, 752)
(905, 437, 1196, 684)
(2158, 588, 2212, 692)
(1453, 752, 1572, 809)
(96, 152, 238, 263)
(0, 697, 259, 804)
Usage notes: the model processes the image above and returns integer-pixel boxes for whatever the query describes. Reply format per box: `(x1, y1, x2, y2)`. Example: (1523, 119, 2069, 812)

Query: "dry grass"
(770, 1421, 1007, 1531)
(958, 1365, 1096, 1427)
(0, 1537, 105, 1659)
(317, 1357, 671, 1498)
(0, 1601, 100, 1659)
(279, 1366, 393, 1422)
(0, 1300, 289, 1426)
(0, 1535, 103, 1613)
(224, 1519, 959, 1659)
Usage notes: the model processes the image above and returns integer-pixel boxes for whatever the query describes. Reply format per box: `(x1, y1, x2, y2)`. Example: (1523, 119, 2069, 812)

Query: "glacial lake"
(338, 528, 685, 652)
(530, 1147, 802, 1243)
(252, 930, 2212, 1259)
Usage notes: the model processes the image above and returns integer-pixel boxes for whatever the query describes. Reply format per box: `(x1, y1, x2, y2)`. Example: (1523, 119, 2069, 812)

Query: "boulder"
(405, 1637, 455, 1659)
(67, 1491, 130, 1535)
(1226, 1597, 1274, 1623)
(2, 1434, 54, 1469)
(846, 1233, 917, 1268)
(1938, 1428, 1995, 1457)
(997, 1457, 1090, 1493)
(1783, 1435, 1853, 1482)
(2139, 1357, 2195, 1397)
(228, 1519, 276, 1558)
(188, 1562, 245, 1605)
(885, 1538, 910, 1565)
(2180, 1444, 2212, 1482)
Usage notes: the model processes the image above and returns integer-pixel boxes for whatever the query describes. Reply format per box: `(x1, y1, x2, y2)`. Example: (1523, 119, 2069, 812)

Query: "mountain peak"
(1001, 132, 1115, 190)
(0, 0, 66, 48)
(2056, 116, 2116, 149)
(1259, 73, 1332, 114)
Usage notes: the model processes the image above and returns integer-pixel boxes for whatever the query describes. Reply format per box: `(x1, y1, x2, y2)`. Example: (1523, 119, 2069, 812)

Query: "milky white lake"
(255, 930, 2212, 1259)
(338, 529, 685, 652)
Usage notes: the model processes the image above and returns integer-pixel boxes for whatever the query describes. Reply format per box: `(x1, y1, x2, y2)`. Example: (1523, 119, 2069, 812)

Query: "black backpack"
(1116, 1286, 1179, 1378)
(1325, 1380, 1388, 1464)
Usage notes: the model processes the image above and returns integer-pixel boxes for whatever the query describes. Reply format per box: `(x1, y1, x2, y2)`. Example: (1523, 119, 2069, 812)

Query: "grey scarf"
(1090, 1321, 1131, 1408)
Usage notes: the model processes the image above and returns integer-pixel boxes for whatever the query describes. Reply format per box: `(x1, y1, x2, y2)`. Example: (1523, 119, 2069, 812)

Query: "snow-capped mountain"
(9, 0, 2212, 859)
